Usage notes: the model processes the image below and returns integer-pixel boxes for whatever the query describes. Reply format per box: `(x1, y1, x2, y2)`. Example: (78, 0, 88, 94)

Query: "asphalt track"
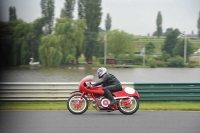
(0, 110, 199, 133)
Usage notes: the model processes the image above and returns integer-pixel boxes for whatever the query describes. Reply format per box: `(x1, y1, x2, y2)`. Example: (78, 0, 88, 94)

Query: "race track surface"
(0, 110, 199, 133)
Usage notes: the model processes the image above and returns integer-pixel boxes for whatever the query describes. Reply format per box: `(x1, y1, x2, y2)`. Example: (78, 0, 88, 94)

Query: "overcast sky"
(0, 0, 199, 35)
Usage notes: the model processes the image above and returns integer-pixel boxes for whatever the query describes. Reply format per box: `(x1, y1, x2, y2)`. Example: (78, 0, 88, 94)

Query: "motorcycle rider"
(93, 67, 122, 106)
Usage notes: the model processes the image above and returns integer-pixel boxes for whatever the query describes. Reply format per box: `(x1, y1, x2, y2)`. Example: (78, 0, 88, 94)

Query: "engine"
(100, 98, 110, 107)
(92, 97, 111, 108)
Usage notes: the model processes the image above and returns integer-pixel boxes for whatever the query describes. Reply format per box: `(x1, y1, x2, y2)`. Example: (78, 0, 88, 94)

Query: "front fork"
(79, 92, 95, 107)
(70, 91, 86, 100)
(80, 92, 85, 99)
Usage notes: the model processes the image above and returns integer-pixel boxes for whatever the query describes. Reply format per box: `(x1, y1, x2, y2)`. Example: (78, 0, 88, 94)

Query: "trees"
(167, 56, 184, 67)
(156, 11, 162, 38)
(4, 1, 200, 67)
(39, 17, 85, 66)
(39, 34, 63, 66)
(173, 39, 193, 61)
(162, 29, 180, 56)
(12, 18, 44, 66)
(30, 18, 44, 60)
(105, 13, 111, 31)
(71, 19, 86, 64)
(197, 11, 200, 38)
(9, 6, 17, 21)
(2, 17, 44, 66)
(0, 21, 19, 66)
(163, 28, 173, 36)
(12, 20, 32, 65)
(152, 31, 157, 36)
(55, 17, 86, 64)
(40, 0, 55, 34)
(98, 30, 134, 58)
(0, 18, 43, 66)
(145, 42, 155, 55)
(162, 28, 194, 63)
(60, 0, 75, 18)
(78, 0, 102, 63)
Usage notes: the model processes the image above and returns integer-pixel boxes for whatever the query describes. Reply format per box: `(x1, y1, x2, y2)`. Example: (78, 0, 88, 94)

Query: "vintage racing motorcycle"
(67, 75, 140, 115)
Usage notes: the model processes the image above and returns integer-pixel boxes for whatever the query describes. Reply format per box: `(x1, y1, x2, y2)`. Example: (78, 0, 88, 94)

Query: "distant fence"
(0, 82, 200, 101)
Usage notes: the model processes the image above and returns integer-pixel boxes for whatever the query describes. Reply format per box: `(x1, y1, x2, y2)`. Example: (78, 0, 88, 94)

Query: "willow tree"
(39, 34, 63, 66)
(78, 0, 102, 62)
(0, 20, 20, 66)
(55, 17, 86, 64)
(71, 19, 86, 63)
(12, 18, 44, 66)
(31, 18, 44, 60)
(13, 21, 32, 65)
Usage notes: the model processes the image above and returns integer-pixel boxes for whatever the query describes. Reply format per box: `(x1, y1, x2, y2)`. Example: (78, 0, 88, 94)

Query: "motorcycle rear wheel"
(118, 96, 139, 115)
(67, 94, 88, 114)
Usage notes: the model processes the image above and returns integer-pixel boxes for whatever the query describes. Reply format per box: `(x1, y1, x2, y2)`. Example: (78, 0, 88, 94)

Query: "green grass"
(139, 101, 200, 111)
(0, 102, 67, 110)
(0, 101, 200, 111)
(134, 36, 200, 52)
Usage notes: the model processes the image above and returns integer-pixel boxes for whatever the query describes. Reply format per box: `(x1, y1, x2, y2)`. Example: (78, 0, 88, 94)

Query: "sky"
(0, 0, 199, 36)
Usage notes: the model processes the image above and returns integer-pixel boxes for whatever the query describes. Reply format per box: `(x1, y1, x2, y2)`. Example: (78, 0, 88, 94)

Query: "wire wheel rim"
(119, 97, 137, 112)
(69, 96, 87, 113)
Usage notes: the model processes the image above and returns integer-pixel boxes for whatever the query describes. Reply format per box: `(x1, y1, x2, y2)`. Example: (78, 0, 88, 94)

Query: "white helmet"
(97, 67, 107, 79)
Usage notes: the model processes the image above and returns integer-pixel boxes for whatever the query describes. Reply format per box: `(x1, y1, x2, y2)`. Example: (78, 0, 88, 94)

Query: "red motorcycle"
(67, 75, 140, 115)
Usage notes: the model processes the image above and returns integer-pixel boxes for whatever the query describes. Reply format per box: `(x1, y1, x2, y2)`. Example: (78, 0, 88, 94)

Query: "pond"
(0, 66, 200, 82)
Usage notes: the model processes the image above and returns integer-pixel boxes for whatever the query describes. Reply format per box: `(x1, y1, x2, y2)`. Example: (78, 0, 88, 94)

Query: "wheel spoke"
(67, 94, 88, 114)
(119, 97, 138, 113)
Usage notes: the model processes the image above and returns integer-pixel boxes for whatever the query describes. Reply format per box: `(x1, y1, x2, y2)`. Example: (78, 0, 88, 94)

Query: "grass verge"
(0, 101, 200, 111)
(139, 101, 200, 111)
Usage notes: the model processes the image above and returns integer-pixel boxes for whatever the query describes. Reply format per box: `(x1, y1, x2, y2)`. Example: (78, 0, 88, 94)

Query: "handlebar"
(85, 82, 93, 88)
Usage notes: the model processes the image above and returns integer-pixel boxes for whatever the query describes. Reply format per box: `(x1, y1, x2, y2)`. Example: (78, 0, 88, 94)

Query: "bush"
(66, 54, 75, 64)
(99, 57, 104, 64)
(116, 54, 134, 65)
(148, 58, 157, 68)
(187, 61, 197, 68)
(133, 56, 143, 65)
(147, 56, 167, 67)
(167, 56, 184, 67)
(153, 56, 162, 61)
(156, 60, 167, 67)
(161, 51, 170, 62)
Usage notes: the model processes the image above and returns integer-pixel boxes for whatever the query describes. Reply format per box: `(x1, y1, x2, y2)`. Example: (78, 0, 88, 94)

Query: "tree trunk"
(75, 46, 80, 64)
(86, 54, 92, 64)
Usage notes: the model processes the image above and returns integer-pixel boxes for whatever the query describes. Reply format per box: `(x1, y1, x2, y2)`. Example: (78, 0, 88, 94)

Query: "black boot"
(109, 99, 116, 106)
(103, 89, 116, 106)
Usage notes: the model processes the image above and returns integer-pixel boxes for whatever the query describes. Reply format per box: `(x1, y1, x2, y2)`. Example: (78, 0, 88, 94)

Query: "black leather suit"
(93, 73, 122, 100)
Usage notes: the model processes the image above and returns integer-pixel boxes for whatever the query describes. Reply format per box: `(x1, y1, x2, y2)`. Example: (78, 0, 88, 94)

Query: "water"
(0, 66, 200, 82)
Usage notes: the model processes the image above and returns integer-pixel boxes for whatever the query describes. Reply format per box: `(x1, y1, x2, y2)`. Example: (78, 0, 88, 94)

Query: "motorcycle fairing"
(82, 86, 104, 94)
(112, 87, 140, 99)
(81, 86, 140, 99)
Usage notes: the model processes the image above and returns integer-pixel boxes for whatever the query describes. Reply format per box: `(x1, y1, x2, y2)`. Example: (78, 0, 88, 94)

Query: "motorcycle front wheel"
(67, 94, 88, 114)
(118, 96, 139, 115)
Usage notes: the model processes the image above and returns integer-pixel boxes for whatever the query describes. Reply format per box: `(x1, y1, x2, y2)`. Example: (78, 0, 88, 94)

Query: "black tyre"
(118, 96, 139, 115)
(67, 94, 88, 115)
